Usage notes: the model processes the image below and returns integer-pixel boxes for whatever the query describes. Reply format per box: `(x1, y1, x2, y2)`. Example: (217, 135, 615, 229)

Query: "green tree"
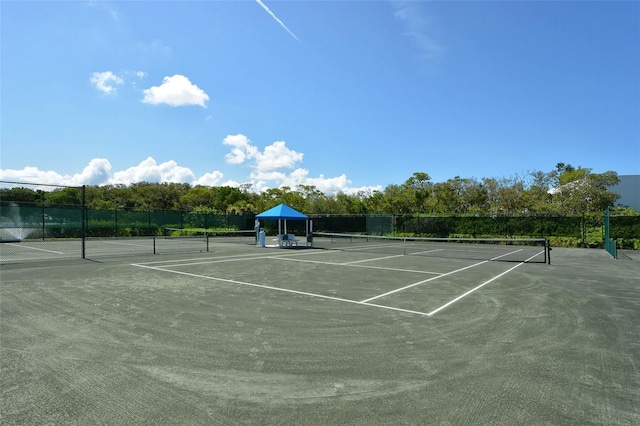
(362, 190, 386, 213)
(382, 184, 414, 214)
(44, 187, 82, 206)
(403, 172, 432, 212)
(549, 165, 620, 213)
(522, 170, 553, 212)
(179, 186, 215, 211)
(0, 187, 44, 204)
(211, 186, 244, 213)
(496, 176, 526, 214)
(430, 178, 468, 213)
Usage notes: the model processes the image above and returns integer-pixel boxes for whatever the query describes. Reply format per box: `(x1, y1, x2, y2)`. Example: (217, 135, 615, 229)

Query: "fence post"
(604, 207, 617, 259)
(81, 185, 86, 259)
(581, 212, 586, 248)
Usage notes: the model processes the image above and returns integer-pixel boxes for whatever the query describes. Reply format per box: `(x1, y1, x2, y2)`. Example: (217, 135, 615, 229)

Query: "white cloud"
(257, 141, 304, 171)
(0, 166, 68, 186)
(219, 134, 380, 194)
(194, 171, 224, 187)
(90, 71, 124, 94)
(219, 179, 243, 188)
(72, 158, 112, 185)
(112, 157, 196, 185)
(0, 158, 223, 188)
(1, 137, 382, 194)
(223, 134, 303, 172)
(0, 158, 112, 187)
(142, 74, 209, 108)
(223, 134, 259, 165)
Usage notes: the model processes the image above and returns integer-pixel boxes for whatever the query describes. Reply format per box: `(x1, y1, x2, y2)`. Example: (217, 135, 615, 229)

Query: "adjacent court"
(1, 238, 639, 424)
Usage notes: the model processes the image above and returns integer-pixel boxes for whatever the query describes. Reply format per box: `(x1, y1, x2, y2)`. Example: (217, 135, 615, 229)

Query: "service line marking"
(426, 251, 543, 316)
(359, 247, 533, 304)
(359, 260, 488, 303)
(341, 253, 405, 264)
(277, 256, 442, 275)
(134, 249, 328, 269)
(2, 243, 65, 254)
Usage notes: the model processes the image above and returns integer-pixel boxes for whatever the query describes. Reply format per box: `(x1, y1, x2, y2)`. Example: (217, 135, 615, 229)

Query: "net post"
(206, 233, 209, 252)
(545, 239, 551, 265)
(153, 236, 156, 254)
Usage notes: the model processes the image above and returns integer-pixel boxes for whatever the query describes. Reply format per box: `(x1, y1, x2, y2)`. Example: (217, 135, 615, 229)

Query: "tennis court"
(1, 238, 639, 424)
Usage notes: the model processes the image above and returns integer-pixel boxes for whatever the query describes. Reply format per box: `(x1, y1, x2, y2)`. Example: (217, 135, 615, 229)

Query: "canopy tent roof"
(256, 204, 308, 220)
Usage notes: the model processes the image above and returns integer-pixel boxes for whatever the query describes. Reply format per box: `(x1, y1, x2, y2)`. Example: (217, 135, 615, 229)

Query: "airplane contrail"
(255, 0, 298, 40)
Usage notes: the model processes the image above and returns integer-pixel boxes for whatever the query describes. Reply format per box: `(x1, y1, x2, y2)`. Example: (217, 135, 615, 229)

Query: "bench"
(279, 234, 299, 247)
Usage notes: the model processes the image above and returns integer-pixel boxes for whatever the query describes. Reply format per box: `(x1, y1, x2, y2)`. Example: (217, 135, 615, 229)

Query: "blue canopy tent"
(255, 204, 310, 247)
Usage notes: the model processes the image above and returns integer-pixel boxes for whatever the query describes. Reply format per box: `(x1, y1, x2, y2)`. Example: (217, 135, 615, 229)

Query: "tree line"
(1, 163, 630, 215)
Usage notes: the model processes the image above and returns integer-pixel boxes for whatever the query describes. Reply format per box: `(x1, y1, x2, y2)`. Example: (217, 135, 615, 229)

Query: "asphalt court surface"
(2, 241, 639, 424)
(132, 249, 530, 317)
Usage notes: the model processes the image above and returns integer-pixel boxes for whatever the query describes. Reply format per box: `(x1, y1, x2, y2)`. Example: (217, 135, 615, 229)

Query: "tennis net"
(163, 228, 256, 245)
(311, 232, 550, 264)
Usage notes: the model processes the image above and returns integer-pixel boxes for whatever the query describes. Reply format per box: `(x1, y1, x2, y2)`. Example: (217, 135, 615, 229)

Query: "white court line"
(409, 249, 444, 256)
(490, 248, 522, 260)
(360, 247, 532, 304)
(146, 255, 298, 268)
(131, 263, 433, 317)
(136, 249, 328, 269)
(336, 242, 406, 252)
(341, 253, 405, 264)
(359, 260, 488, 303)
(133, 252, 282, 265)
(143, 253, 440, 276)
(426, 251, 543, 316)
(2, 243, 65, 254)
(277, 256, 442, 275)
(132, 248, 544, 318)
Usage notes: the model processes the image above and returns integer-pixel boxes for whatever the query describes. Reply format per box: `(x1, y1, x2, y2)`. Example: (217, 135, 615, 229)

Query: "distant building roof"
(608, 175, 640, 211)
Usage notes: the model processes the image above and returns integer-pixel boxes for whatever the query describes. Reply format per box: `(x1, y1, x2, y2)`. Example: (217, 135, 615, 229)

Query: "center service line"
(359, 260, 489, 304)
(427, 251, 542, 316)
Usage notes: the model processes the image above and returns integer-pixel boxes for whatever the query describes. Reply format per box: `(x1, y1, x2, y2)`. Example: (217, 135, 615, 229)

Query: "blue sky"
(1, 1, 638, 194)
